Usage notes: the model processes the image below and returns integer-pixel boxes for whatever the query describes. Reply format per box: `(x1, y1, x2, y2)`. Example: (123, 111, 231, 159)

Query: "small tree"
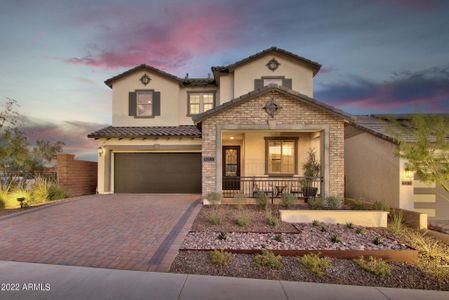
(388, 114, 449, 201)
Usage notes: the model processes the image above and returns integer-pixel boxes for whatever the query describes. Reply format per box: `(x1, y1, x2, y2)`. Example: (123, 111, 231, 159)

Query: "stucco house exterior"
(87, 47, 448, 221)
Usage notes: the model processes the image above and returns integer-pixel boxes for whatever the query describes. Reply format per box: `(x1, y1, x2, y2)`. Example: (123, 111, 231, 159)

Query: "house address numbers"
(203, 156, 215, 162)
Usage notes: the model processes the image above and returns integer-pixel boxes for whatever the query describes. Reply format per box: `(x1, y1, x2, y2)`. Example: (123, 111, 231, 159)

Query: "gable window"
(265, 137, 298, 175)
(263, 78, 283, 87)
(136, 91, 153, 117)
(188, 92, 215, 115)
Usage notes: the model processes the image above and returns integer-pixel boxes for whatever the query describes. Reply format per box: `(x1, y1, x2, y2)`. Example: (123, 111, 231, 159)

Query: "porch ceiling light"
(229, 136, 235, 140)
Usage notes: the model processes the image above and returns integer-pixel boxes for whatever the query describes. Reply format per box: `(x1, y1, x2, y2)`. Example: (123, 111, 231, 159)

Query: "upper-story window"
(263, 78, 283, 86)
(136, 91, 153, 117)
(188, 92, 215, 115)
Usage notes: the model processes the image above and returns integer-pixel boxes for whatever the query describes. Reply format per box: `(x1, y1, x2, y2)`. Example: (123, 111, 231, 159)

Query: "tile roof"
(192, 84, 353, 123)
(87, 125, 201, 139)
(212, 46, 322, 76)
(353, 114, 449, 143)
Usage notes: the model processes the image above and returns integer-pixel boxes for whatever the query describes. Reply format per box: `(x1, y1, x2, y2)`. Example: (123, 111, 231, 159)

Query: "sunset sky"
(1, 0, 448, 160)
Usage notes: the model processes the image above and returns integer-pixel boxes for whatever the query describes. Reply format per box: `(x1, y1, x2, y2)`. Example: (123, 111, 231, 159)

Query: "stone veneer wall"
(201, 91, 345, 198)
(57, 154, 98, 197)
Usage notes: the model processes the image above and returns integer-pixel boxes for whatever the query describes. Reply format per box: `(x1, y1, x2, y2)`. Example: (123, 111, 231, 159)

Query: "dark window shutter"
(128, 92, 136, 116)
(254, 79, 263, 90)
(282, 78, 292, 89)
(153, 91, 161, 116)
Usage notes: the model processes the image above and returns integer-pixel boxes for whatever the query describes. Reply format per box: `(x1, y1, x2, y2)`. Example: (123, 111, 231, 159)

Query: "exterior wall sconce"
(401, 170, 413, 185)
(98, 147, 104, 157)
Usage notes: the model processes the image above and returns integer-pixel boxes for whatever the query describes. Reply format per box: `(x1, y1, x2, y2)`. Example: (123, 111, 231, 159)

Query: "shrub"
(235, 216, 249, 227)
(300, 253, 332, 278)
(233, 193, 246, 210)
(207, 192, 222, 206)
(373, 236, 384, 246)
(389, 210, 403, 235)
(209, 212, 221, 225)
(346, 222, 354, 229)
(0, 186, 10, 209)
(356, 228, 366, 235)
(255, 191, 268, 209)
(350, 199, 367, 210)
(47, 184, 68, 201)
(373, 200, 390, 212)
(218, 231, 227, 240)
(273, 234, 284, 243)
(307, 197, 320, 210)
(312, 220, 320, 227)
(281, 193, 295, 208)
(325, 196, 343, 209)
(331, 234, 342, 243)
(210, 250, 234, 268)
(30, 177, 50, 204)
(254, 251, 282, 270)
(356, 256, 391, 277)
(266, 215, 278, 227)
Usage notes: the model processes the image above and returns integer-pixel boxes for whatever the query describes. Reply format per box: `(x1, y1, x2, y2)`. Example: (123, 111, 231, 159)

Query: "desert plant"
(356, 256, 391, 277)
(312, 220, 320, 227)
(273, 234, 284, 242)
(207, 192, 222, 206)
(300, 253, 332, 278)
(266, 215, 278, 227)
(373, 236, 384, 246)
(255, 191, 268, 210)
(389, 210, 403, 234)
(210, 249, 234, 267)
(346, 222, 354, 229)
(218, 231, 227, 240)
(254, 251, 282, 270)
(350, 199, 367, 210)
(320, 226, 327, 232)
(325, 196, 343, 209)
(307, 197, 320, 210)
(235, 216, 249, 227)
(30, 177, 51, 204)
(281, 193, 295, 208)
(209, 212, 221, 225)
(47, 184, 68, 200)
(330, 234, 342, 243)
(233, 193, 246, 211)
(356, 228, 366, 235)
(372, 200, 390, 212)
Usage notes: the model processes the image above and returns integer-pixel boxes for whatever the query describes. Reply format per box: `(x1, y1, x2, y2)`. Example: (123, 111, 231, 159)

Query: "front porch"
(220, 129, 324, 201)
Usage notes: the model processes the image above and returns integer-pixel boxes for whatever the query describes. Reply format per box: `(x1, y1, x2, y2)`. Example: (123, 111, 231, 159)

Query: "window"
(263, 78, 283, 87)
(136, 91, 153, 117)
(265, 138, 297, 175)
(188, 92, 215, 115)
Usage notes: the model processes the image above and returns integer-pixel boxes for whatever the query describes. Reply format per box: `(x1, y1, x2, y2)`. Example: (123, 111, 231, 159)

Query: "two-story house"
(88, 47, 352, 199)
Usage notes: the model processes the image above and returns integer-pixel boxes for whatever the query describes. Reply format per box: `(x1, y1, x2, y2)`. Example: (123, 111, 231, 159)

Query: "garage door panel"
(114, 153, 201, 193)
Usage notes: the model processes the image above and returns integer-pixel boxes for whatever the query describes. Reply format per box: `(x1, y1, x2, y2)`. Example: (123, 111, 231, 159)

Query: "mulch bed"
(191, 205, 298, 233)
(170, 251, 449, 291)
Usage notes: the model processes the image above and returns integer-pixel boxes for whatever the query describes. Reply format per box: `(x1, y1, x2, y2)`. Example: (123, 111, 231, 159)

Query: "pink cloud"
(64, 2, 241, 72)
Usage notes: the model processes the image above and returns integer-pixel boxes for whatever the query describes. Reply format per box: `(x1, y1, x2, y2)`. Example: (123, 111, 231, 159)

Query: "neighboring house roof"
(211, 46, 322, 76)
(87, 125, 201, 139)
(104, 64, 214, 88)
(192, 84, 353, 124)
(352, 114, 449, 144)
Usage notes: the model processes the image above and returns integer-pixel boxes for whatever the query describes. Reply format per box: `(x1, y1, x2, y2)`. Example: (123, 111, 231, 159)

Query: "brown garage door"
(114, 152, 201, 193)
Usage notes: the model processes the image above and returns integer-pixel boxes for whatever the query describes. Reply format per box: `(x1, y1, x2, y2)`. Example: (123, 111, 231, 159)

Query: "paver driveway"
(0, 194, 201, 272)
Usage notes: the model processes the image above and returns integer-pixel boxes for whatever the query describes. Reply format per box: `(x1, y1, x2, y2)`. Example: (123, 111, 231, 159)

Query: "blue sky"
(1, 0, 448, 160)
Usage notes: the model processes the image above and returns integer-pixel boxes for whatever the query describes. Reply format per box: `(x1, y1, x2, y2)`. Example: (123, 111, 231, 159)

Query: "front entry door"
(222, 146, 240, 190)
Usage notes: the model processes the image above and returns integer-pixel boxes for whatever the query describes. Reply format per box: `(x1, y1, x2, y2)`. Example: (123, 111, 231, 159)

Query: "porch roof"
(192, 85, 354, 124)
(87, 125, 201, 139)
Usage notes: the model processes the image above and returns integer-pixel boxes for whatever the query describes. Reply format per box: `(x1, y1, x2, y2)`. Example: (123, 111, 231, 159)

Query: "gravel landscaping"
(182, 223, 410, 250)
(191, 205, 298, 233)
(170, 251, 449, 291)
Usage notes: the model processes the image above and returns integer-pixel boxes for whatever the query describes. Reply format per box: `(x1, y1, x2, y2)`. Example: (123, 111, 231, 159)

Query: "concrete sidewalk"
(0, 261, 447, 300)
